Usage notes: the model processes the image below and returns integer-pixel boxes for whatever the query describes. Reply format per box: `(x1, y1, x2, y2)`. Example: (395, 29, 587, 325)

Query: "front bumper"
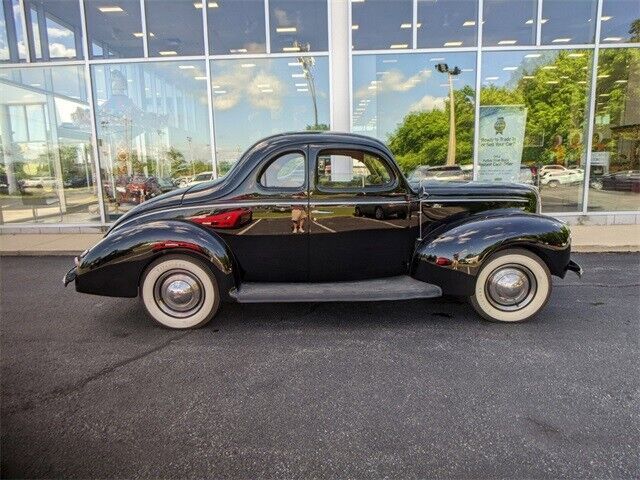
(63, 266, 77, 286)
(565, 259, 583, 277)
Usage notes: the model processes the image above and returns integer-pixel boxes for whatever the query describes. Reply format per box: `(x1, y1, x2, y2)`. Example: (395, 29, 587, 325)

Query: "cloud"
(211, 65, 284, 111)
(410, 94, 446, 112)
(49, 43, 76, 58)
(47, 26, 73, 39)
(273, 8, 291, 27)
(355, 68, 432, 99)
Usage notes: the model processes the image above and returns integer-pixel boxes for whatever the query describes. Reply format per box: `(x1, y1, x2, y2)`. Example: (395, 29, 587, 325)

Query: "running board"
(230, 275, 442, 303)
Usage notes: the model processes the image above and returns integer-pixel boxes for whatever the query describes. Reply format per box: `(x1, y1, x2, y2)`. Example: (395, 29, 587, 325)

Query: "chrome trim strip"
(420, 197, 529, 203)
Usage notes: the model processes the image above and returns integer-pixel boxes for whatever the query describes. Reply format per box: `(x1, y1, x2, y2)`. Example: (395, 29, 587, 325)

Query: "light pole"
(436, 63, 461, 166)
(295, 41, 319, 128)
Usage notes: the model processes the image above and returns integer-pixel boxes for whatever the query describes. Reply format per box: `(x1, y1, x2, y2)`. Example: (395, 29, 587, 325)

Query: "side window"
(316, 149, 393, 189)
(259, 152, 306, 189)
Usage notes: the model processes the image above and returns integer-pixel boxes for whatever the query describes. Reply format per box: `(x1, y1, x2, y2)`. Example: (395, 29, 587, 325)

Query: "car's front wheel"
(469, 249, 551, 323)
(140, 254, 220, 329)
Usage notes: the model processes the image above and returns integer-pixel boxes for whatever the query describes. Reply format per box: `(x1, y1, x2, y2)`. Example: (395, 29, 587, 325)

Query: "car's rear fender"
(74, 220, 238, 300)
(411, 212, 572, 296)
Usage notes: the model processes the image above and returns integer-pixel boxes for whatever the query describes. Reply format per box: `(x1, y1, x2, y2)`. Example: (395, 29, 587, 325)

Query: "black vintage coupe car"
(64, 132, 581, 329)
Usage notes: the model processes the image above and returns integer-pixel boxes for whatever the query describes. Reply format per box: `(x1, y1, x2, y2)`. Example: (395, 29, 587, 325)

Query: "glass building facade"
(0, 0, 638, 228)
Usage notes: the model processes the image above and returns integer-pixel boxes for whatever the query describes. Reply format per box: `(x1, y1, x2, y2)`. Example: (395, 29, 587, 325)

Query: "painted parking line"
(237, 218, 262, 235)
(312, 220, 337, 233)
(359, 217, 405, 228)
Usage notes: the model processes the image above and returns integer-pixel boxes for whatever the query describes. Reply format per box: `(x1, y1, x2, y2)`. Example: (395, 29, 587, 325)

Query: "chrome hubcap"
(486, 265, 536, 311)
(154, 270, 204, 318)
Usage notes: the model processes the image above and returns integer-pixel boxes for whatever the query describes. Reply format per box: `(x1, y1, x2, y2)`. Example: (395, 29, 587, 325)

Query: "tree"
(388, 86, 475, 173)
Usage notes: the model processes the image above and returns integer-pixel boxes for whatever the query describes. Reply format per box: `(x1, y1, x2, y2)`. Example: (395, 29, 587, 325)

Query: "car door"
(206, 147, 310, 282)
(308, 144, 413, 282)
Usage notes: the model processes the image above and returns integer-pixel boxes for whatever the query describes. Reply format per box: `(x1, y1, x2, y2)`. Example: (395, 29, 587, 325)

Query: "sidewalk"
(1, 225, 639, 255)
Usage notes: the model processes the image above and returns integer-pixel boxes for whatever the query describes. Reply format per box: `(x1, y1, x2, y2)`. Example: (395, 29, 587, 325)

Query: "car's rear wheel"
(354, 206, 362, 217)
(374, 206, 385, 220)
(469, 249, 551, 323)
(140, 254, 220, 329)
(547, 180, 560, 188)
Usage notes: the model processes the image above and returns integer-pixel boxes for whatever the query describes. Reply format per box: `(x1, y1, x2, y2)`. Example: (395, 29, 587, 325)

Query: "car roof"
(250, 131, 393, 154)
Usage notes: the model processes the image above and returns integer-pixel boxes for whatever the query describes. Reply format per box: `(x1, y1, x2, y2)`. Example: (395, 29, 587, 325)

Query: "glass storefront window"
(352, 0, 412, 51)
(482, 0, 537, 47)
(588, 47, 640, 212)
(208, 0, 266, 55)
(145, 0, 204, 57)
(84, 0, 143, 59)
(269, 0, 327, 53)
(210, 55, 330, 175)
(1, 0, 27, 62)
(541, 0, 596, 45)
(352, 52, 476, 180)
(24, 0, 83, 61)
(0, 65, 100, 224)
(480, 49, 594, 212)
(417, 0, 478, 49)
(91, 61, 212, 221)
(600, 0, 640, 44)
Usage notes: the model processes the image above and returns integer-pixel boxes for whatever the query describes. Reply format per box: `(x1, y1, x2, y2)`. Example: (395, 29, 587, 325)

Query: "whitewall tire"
(469, 249, 551, 323)
(140, 255, 220, 329)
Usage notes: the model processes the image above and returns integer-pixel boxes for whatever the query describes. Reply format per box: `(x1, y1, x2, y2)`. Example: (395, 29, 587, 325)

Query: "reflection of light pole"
(295, 41, 319, 128)
(187, 136, 194, 177)
(436, 63, 461, 165)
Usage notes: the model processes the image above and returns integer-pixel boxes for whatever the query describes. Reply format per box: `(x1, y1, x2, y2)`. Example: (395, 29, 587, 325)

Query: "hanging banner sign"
(477, 105, 528, 183)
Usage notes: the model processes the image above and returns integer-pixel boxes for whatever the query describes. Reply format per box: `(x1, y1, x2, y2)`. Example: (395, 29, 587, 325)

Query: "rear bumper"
(565, 259, 583, 277)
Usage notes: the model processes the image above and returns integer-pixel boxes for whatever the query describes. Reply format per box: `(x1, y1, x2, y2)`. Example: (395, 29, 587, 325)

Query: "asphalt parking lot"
(1, 254, 638, 479)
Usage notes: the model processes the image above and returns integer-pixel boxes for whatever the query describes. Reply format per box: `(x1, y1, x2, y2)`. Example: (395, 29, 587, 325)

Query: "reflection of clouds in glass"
(410, 94, 446, 112)
(273, 8, 292, 27)
(212, 65, 284, 111)
(356, 68, 432, 99)
(49, 43, 76, 58)
(47, 27, 73, 38)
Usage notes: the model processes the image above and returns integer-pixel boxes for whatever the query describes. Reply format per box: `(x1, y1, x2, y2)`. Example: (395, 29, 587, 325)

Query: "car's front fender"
(411, 213, 572, 296)
(74, 220, 237, 299)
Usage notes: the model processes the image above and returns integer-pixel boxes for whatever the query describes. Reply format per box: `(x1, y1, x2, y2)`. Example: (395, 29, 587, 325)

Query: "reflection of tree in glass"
(389, 86, 475, 174)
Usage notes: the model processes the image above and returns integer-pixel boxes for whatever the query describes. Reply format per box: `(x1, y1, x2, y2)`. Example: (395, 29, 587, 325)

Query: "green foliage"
(306, 123, 330, 131)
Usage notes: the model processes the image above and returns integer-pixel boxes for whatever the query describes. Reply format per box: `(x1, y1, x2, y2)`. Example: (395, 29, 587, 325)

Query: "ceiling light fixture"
(179, 65, 195, 69)
(241, 63, 256, 68)
(390, 44, 408, 49)
(552, 38, 571, 43)
(444, 41, 463, 47)
(463, 21, 476, 27)
(283, 46, 301, 52)
(99, 6, 123, 13)
(159, 51, 177, 56)
(498, 40, 517, 45)
(602, 37, 622, 42)
(601, 16, 612, 21)
(352, 24, 359, 30)
(276, 27, 297, 33)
